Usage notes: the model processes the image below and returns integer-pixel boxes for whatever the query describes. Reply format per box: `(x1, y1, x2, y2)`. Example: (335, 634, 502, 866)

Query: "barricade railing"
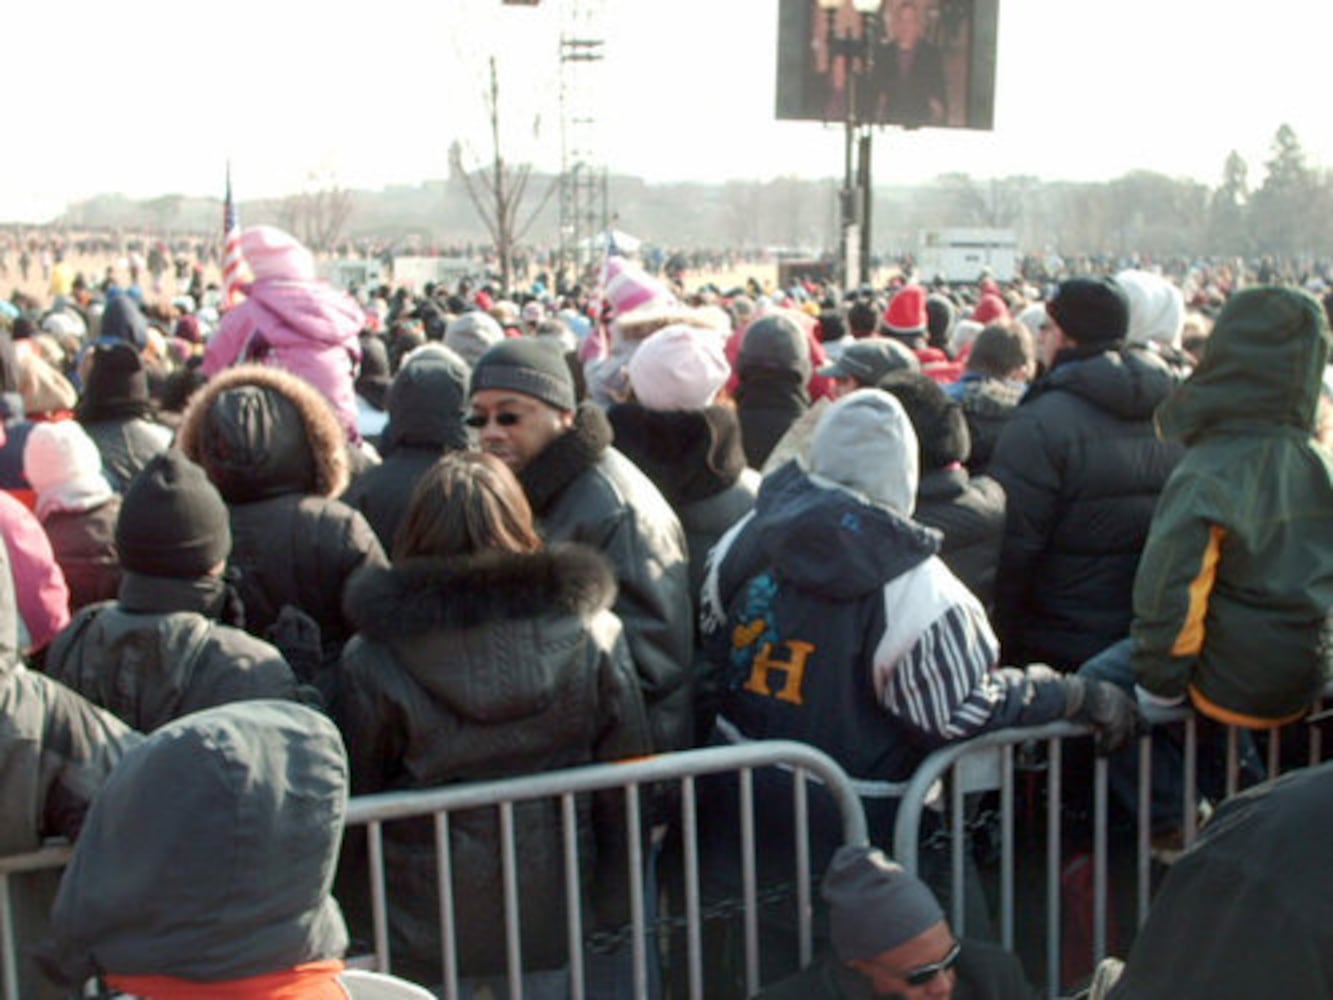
(1, 740, 867, 1000)
(891, 694, 1331, 998)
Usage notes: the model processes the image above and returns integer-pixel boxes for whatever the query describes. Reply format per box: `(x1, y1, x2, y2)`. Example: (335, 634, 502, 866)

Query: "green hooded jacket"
(1131, 286, 1333, 725)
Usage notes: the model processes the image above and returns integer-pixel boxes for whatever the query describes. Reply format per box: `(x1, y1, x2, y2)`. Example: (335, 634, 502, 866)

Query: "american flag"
(221, 163, 243, 309)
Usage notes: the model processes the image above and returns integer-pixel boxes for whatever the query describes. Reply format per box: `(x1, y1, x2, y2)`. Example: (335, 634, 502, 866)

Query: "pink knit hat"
(883, 285, 928, 336)
(603, 256, 675, 319)
(241, 225, 316, 283)
(22, 420, 114, 519)
(627, 324, 730, 411)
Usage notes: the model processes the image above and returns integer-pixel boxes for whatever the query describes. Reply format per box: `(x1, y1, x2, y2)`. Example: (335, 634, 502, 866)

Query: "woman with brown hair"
(333, 451, 652, 995)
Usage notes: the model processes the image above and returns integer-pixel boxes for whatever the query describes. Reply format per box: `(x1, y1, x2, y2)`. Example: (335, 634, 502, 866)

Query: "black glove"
(1063, 676, 1147, 755)
(265, 604, 324, 685)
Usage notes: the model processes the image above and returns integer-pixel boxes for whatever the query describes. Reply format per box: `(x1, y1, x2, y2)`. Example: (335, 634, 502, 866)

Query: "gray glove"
(1064, 676, 1147, 755)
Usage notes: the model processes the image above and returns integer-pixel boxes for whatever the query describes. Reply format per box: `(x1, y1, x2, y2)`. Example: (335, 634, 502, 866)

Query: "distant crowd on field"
(1, 221, 1331, 999)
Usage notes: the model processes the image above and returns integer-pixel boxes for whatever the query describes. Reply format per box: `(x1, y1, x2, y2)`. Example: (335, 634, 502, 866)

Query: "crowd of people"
(1, 220, 1331, 999)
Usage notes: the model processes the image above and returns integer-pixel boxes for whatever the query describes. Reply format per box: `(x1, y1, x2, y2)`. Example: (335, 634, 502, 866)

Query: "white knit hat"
(627, 324, 731, 411)
(1116, 269, 1186, 351)
(22, 421, 115, 520)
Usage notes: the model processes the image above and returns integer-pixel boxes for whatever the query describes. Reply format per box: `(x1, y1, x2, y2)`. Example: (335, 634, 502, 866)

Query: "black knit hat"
(1047, 277, 1130, 345)
(116, 450, 231, 578)
(78, 342, 151, 422)
(469, 337, 576, 412)
(880, 371, 972, 469)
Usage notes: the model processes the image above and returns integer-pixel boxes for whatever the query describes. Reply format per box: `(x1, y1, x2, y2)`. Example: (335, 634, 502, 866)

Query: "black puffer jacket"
(341, 345, 470, 551)
(914, 467, 1006, 611)
(989, 344, 1185, 670)
(520, 404, 694, 752)
(334, 544, 652, 982)
(176, 365, 387, 666)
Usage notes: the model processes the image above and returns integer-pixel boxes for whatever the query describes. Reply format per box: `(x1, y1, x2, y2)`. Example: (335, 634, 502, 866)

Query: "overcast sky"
(3, 0, 1331, 224)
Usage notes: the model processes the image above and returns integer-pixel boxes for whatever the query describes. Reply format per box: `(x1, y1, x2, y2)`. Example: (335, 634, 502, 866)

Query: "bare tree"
(451, 56, 558, 293)
(278, 169, 355, 253)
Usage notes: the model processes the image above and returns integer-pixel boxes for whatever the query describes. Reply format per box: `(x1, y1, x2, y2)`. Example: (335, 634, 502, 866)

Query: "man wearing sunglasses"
(760, 844, 1034, 999)
(468, 337, 693, 755)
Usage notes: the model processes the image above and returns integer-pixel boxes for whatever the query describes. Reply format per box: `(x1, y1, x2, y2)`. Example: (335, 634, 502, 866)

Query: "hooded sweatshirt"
(701, 391, 1068, 860)
(40, 701, 349, 994)
(1131, 286, 1333, 725)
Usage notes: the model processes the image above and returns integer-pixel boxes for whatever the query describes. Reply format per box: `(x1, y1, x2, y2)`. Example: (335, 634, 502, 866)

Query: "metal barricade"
(345, 741, 868, 999)
(1, 741, 867, 1000)
(891, 697, 1330, 999)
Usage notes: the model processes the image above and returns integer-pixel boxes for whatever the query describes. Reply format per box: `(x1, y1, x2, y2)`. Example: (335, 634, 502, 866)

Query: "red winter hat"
(971, 292, 1011, 325)
(884, 285, 928, 336)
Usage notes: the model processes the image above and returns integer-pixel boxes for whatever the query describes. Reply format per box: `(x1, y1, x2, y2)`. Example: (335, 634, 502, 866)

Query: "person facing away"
(879, 371, 1006, 611)
(943, 322, 1034, 475)
(22, 420, 122, 612)
(758, 844, 1035, 1000)
(697, 389, 1142, 980)
(175, 363, 387, 681)
(341, 343, 471, 551)
(74, 341, 173, 495)
(1085, 286, 1333, 726)
(202, 225, 367, 449)
(44, 449, 315, 733)
(988, 277, 1185, 671)
(468, 336, 693, 753)
(333, 451, 652, 988)
(38, 699, 431, 999)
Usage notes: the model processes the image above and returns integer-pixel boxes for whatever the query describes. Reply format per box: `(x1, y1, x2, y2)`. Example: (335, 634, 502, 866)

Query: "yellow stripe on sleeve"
(1170, 524, 1225, 657)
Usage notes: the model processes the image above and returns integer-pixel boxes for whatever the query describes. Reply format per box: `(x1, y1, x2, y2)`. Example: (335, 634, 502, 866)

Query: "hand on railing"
(1063, 677, 1148, 755)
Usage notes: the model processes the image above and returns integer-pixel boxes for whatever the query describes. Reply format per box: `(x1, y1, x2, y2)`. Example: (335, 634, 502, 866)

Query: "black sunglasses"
(464, 412, 522, 429)
(904, 940, 961, 988)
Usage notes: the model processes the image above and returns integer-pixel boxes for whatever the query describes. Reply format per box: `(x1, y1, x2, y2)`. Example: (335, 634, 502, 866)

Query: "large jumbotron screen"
(776, 0, 998, 130)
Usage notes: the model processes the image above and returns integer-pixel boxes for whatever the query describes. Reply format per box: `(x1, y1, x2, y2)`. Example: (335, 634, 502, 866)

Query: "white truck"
(916, 228, 1018, 284)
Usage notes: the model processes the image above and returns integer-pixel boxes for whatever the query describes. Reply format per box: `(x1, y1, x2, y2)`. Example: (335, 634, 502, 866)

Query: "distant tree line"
(47, 124, 1332, 263)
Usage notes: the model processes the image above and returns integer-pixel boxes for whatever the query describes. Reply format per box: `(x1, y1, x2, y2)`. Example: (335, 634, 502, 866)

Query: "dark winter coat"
(736, 371, 810, 471)
(78, 416, 172, 495)
(40, 496, 121, 612)
(914, 467, 1006, 611)
(519, 403, 694, 752)
(176, 365, 388, 667)
(0, 539, 139, 856)
(989, 344, 1185, 670)
(39, 701, 348, 988)
(606, 403, 760, 603)
(1110, 762, 1333, 999)
(341, 345, 470, 551)
(44, 572, 312, 733)
(334, 544, 652, 982)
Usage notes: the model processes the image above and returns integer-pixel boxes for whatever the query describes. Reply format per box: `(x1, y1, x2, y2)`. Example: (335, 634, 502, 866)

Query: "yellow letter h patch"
(743, 641, 815, 705)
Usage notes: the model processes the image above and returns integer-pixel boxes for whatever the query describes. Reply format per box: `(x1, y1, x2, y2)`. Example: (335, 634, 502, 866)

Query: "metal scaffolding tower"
(557, 0, 608, 289)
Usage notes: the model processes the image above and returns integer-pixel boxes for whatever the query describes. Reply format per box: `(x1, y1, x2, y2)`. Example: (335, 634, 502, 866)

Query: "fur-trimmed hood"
(343, 543, 618, 722)
(607, 403, 747, 506)
(175, 364, 349, 500)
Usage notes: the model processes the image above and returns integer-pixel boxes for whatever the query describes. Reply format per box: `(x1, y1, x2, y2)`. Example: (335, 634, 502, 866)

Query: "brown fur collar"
(175, 364, 349, 497)
(343, 542, 616, 639)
